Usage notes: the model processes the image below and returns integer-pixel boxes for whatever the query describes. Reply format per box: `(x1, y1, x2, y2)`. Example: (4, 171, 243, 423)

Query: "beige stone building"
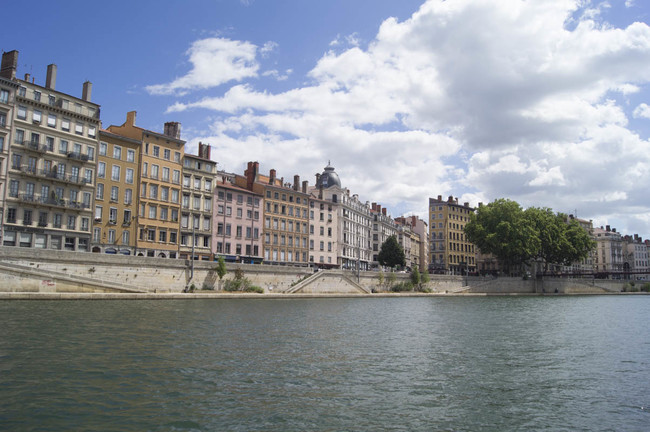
(1, 51, 98, 251)
(429, 195, 476, 274)
(179, 143, 217, 261)
(593, 225, 624, 277)
(235, 162, 310, 265)
(91, 129, 140, 254)
(308, 194, 338, 268)
(0, 74, 19, 244)
(395, 215, 428, 272)
(107, 111, 184, 258)
(370, 203, 398, 268)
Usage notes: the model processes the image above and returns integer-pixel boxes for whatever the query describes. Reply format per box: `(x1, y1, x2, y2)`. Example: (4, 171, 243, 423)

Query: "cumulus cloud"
(633, 103, 650, 118)
(145, 38, 259, 95)
(161, 0, 650, 234)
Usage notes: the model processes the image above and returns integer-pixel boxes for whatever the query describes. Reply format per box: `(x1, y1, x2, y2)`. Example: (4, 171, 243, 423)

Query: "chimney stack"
(269, 169, 276, 184)
(437, 195, 442, 201)
(0, 50, 18, 80)
(126, 111, 137, 126)
(82, 81, 92, 102)
(382, 208, 387, 216)
(244, 161, 258, 191)
(293, 175, 300, 191)
(24, 73, 31, 83)
(302, 180, 308, 194)
(198, 142, 211, 159)
(163, 121, 181, 139)
(46, 64, 57, 90)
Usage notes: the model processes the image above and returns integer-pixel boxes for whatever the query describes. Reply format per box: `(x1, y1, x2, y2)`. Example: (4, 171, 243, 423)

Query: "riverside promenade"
(0, 246, 634, 296)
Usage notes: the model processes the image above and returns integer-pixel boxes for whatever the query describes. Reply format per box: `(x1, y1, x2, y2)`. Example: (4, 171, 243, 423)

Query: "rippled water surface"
(1, 296, 649, 431)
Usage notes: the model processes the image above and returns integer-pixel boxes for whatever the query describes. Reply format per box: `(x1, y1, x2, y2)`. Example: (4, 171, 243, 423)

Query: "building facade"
(1, 51, 98, 251)
(235, 162, 310, 265)
(429, 195, 476, 274)
(395, 215, 428, 272)
(623, 234, 649, 281)
(593, 225, 624, 277)
(308, 194, 338, 268)
(0, 74, 19, 245)
(370, 203, 398, 268)
(107, 111, 184, 258)
(179, 143, 216, 261)
(91, 130, 140, 254)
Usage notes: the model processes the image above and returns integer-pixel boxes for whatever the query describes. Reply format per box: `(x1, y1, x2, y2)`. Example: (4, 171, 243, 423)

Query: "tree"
(215, 256, 227, 290)
(465, 199, 539, 273)
(377, 235, 406, 269)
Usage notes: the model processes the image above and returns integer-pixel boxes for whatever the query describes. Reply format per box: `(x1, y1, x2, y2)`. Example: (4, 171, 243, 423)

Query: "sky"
(4, 0, 650, 237)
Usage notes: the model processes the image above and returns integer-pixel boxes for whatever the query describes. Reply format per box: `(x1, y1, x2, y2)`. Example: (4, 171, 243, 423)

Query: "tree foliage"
(215, 256, 227, 280)
(465, 199, 595, 273)
(377, 235, 406, 269)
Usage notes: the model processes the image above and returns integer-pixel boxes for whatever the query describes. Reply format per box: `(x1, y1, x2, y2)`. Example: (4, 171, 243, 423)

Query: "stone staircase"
(284, 269, 370, 294)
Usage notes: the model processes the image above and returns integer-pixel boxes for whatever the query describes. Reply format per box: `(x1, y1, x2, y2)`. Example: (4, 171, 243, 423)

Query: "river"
(1, 296, 649, 431)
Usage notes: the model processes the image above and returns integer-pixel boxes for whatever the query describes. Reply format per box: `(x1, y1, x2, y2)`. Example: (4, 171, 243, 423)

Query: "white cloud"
(633, 103, 650, 119)
(162, 0, 650, 235)
(145, 38, 259, 95)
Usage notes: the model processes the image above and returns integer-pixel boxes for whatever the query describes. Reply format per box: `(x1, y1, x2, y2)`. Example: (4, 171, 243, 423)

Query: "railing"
(23, 140, 48, 153)
(67, 152, 90, 162)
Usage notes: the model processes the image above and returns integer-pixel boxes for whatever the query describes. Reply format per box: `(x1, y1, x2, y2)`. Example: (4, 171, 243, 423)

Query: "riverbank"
(1, 291, 645, 300)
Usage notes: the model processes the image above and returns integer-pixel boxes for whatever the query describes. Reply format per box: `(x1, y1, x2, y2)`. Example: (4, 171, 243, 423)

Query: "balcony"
(23, 140, 48, 153)
(67, 152, 90, 162)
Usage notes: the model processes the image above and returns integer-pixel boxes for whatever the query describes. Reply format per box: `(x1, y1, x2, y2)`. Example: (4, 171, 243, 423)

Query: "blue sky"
(4, 0, 650, 238)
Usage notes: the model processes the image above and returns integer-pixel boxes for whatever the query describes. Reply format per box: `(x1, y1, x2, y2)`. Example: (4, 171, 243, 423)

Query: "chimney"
(606, 225, 611, 232)
(438, 195, 442, 201)
(293, 175, 300, 191)
(464, 202, 469, 207)
(163, 121, 181, 139)
(315, 173, 321, 185)
(377, 204, 382, 214)
(198, 142, 211, 159)
(372, 203, 377, 211)
(0, 50, 18, 80)
(126, 111, 137, 126)
(46, 64, 57, 90)
(612, 228, 616, 233)
(244, 161, 258, 191)
(82, 81, 92, 102)
(269, 169, 276, 184)
(302, 180, 308, 194)
(382, 208, 387, 216)
(24, 73, 31, 83)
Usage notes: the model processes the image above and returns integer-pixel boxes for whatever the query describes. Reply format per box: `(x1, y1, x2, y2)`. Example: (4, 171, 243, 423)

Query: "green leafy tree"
(410, 264, 421, 288)
(421, 268, 430, 285)
(215, 256, 227, 290)
(378, 270, 385, 288)
(378, 235, 406, 269)
(465, 199, 539, 273)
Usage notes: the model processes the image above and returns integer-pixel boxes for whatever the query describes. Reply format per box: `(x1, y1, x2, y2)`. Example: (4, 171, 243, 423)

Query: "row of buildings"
(1, 50, 648, 279)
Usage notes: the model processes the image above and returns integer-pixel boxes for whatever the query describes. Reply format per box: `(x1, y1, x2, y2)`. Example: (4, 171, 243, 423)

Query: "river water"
(1, 296, 649, 431)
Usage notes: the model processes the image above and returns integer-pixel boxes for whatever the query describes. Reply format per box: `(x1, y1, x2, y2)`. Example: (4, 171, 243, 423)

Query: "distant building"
(235, 161, 310, 265)
(593, 225, 623, 276)
(1, 50, 98, 251)
(179, 143, 217, 261)
(622, 234, 649, 281)
(428, 195, 476, 274)
(395, 215, 428, 271)
(92, 129, 140, 254)
(561, 215, 594, 275)
(213, 177, 263, 263)
(107, 111, 185, 258)
(370, 203, 398, 268)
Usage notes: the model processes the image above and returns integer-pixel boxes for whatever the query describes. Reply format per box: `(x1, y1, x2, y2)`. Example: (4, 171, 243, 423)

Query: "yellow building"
(107, 111, 184, 258)
(91, 129, 140, 254)
(429, 195, 476, 274)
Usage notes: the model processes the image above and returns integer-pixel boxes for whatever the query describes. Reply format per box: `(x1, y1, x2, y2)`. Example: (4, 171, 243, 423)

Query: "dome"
(317, 163, 341, 189)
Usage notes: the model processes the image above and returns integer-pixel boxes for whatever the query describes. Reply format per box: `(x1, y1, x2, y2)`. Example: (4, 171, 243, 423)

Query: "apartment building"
(1, 51, 98, 251)
(91, 129, 140, 254)
(107, 111, 184, 258)
(235, 161, 310, 265)
(308, 194, 338, 268)
(179, 143, 216, 261)
(593, 225, 624, 276)
(370, 203, 398, 268)
(213, 178, 263, 263)
(395, 215, 429, 271)
(0, 74, 19, 244)
(623, 234, 648, 281)
(429, 195, 476, 274)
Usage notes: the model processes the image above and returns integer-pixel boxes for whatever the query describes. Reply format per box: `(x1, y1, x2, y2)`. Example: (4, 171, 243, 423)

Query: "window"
(110, 186, 119, 202)
(161, 187, 169, 201)
(164, 149, 170, 160)
(93, 228, 101, 243)
(108, 229, 116, 244)
(149, 205, 157, 219)
(32, 110, 42, 123)
(125, 188, 132, 205)
(61, 118, 70, 132)
(34, 91, 41, 102)
(194, 178, 201, 190)
(84, 168, 93, 184)
(47, 114, 56, 127)
(75, 122, 83, 135)
(150, 184, 158, 199)
(98, 184, 106, 201)
(122, 231, 130, 245)
(153, 146, 159, 157)
(172, 170, 180, 184)
(81, 217, 89, 232)
(111, 165, 120, 181)
(160, 207, 168, 221)
(0, 113, 6, 128)
(97, 162, 105, 178)
(183, 175, 190, 187)
(171, 189, 179, 203)
(113, 146, 122, 160)
(125, 168, 134, 184)
(0, 89, 8, 104)
(67, 215, 76, 230)
(151, 164, 159, 179)
(59, 140, 68, 154)
(162, 167, 170, 182)
(205, 179, 212, 192)
(88, 126, 96, 138)
(17, 105, 26, 120)
(87, 146, 94, 161)
(174, 152, 181, 163)
(126, 149, 135, 162)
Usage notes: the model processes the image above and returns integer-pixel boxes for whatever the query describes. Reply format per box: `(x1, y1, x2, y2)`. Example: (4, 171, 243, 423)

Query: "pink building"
(212, 179, 263, 263)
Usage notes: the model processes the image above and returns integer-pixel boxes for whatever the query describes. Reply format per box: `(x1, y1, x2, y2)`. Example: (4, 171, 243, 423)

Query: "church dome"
(317, 163, 341, 189)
